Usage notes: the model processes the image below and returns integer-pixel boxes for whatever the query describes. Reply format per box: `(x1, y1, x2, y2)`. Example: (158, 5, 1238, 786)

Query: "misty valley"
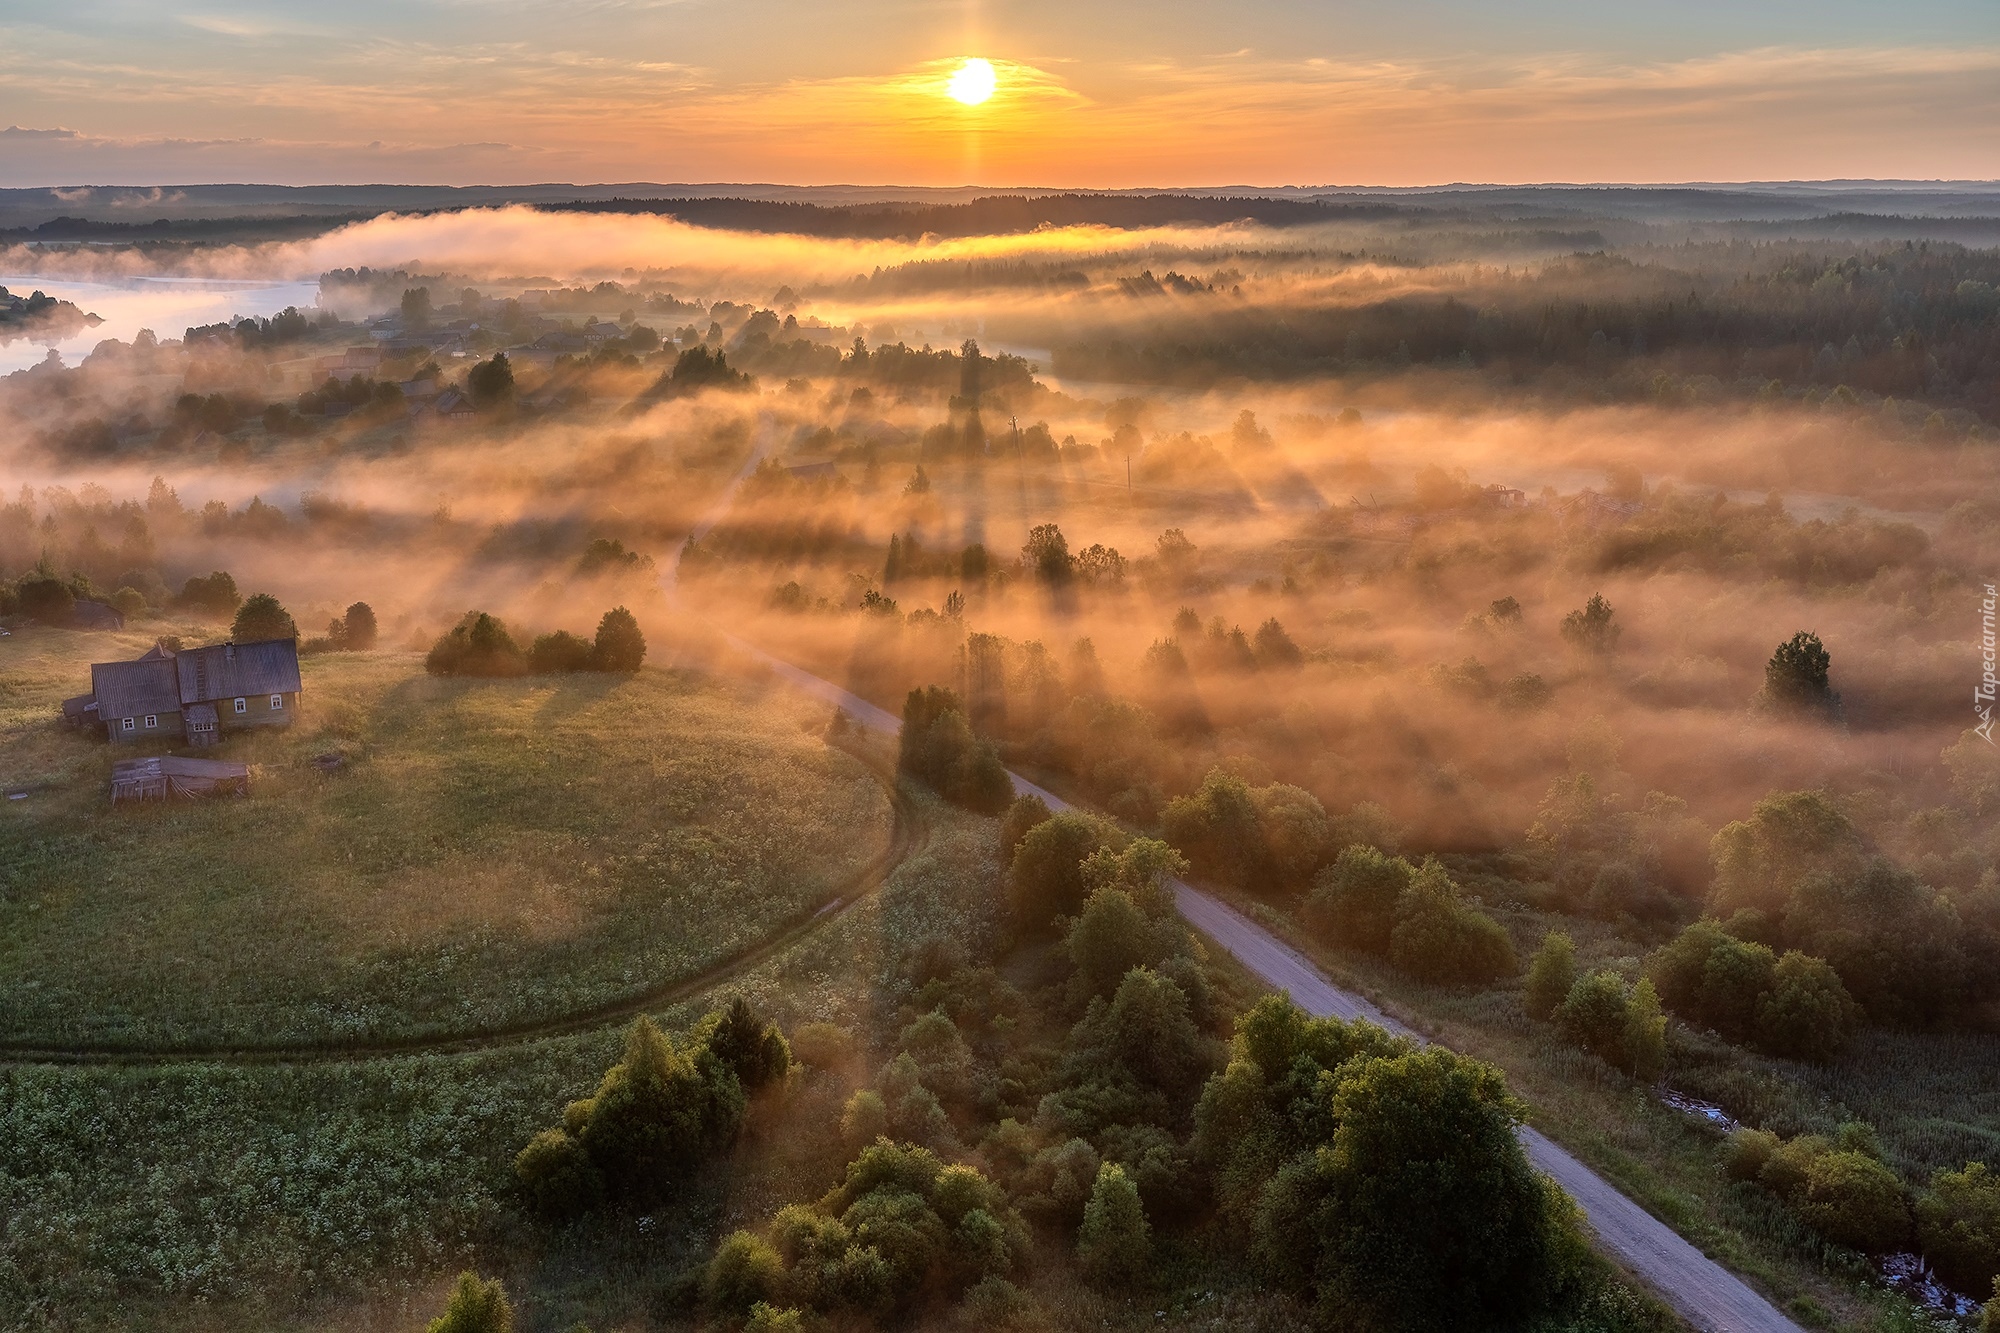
(1, 189, 1998, 1333)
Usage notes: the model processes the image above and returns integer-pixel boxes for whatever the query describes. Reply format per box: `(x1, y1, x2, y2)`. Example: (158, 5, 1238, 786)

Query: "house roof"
(176, 638, 302, 703)
(91, 656, 181, 719)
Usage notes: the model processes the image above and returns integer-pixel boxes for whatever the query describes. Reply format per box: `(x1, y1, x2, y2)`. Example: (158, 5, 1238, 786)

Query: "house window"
(144, 714, 157, 729)
(122, 717, 135, 732)
(270, 694, 284, 710)
(233, 697, 248, 714)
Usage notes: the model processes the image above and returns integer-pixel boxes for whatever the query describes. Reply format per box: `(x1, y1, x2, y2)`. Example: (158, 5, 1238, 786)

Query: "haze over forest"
(3, 4, 2000, 1333)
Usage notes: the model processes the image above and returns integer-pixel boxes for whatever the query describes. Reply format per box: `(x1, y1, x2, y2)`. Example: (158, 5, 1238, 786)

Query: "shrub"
(529, 630, 595, 674)
(515, 1016, 747, 1215)
(1077, 1162, 1150, 1286)
(743, 1142, 1025, 1314)
(743, 1303, 803, 1333)
(1557, 971, 1631, 1067)
(109, 586, 147, 618)
(840, 1090, 890, 1148)
(899, 685, 1013, 814)
(1650, 922, 1855, 1061)
(591, 606, 646, 672)
(1007, 811, 1120, 932)
(1916, 1162, 2000, 1294)
(175, 570, 241, 617)
(1524, 931, 1578, 1022)
(1754, 951, 1860, 1061)
(1160, 769, 1265, 888)
(231, 592, 298, 642)
(427, 612, 527, 677)
(428, 1272, 513, 1333)
(791, 1022, 855, 1071)
(1388, 860, 1516, 985)
(1723, 1127, 1782, 1182)
(16, 575, 76, 625)
(1305, 845, 1414, 955)
(1066, 967, 1219, 1106)
(1079, 838, 1187, 917)
(1257, 1046, 1587, 1331)
(1067, 889, 1157, 999)
(998, 794, 1051, 864)
(513, 1128, 604, 1219)
(706, 1231, 784, 1315)
(1795, 1151, 1912, 1254)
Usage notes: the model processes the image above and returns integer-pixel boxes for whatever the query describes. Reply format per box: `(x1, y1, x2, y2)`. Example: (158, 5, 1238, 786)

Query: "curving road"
(675, 424, 1798, 1331)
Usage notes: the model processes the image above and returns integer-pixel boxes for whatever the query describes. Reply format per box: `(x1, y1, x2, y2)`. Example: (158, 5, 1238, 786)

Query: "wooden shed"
(110, 756, 250, 804)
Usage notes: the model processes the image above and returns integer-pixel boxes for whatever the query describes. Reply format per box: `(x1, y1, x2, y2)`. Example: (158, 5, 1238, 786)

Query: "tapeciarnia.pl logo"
(1980, 583, 1998, 744)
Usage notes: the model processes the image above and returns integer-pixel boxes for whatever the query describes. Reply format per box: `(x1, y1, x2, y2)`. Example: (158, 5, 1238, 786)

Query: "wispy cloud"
(0, 41, 1992, 186)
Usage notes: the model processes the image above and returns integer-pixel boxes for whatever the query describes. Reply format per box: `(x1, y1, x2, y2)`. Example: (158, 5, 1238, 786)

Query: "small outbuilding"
(110, 756, 250, 803)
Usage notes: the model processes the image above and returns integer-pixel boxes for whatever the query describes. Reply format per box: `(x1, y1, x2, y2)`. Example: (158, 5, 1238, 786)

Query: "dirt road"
(679, 437, 1801, 1333)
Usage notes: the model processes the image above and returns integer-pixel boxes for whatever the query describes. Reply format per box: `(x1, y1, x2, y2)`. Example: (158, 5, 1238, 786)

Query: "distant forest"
(541, 193, 1423, 238)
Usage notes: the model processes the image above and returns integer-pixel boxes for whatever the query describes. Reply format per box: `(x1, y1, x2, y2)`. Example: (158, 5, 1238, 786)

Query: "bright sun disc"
(947, 57, 997, 105)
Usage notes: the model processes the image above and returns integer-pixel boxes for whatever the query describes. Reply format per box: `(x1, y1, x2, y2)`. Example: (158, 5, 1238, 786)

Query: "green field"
(0, 780, 984, 1332)
(0, 628, 892, 1049)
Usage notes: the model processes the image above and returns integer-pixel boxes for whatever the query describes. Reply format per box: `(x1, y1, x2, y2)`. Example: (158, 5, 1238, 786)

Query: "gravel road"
(680, 436, 1802, 1333)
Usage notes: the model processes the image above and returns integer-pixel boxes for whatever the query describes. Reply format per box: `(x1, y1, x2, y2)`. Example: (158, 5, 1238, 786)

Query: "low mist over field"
(8, 189, 1998, 852)
(6, 181, 2000, 1333)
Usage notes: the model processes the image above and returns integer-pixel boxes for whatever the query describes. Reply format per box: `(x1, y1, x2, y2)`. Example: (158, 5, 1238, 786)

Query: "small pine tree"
(427, 1272, 513, 1333)
(1077, 1162, 1150, 1286)
(1523, 932, 1577, 1022)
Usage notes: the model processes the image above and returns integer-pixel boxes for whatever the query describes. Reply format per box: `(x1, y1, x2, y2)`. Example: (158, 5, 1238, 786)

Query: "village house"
(71, 638, 302, 746)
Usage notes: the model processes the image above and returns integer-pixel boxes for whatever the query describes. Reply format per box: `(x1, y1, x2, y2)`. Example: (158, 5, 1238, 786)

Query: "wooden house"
(78, 638, 301, 746)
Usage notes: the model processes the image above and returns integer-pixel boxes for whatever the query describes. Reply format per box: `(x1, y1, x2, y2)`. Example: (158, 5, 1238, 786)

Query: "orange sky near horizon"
(1, 3, 1996, 187)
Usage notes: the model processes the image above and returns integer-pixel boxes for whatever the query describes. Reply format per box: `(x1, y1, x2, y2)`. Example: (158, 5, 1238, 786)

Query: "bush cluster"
(426, 607, 646, 678)
(897, 685, 1012, 814)
(1722, 1124, 1912, 1254)
(514, 1002, 789, 1218)
(1708, 790, 1982, 1026)
(1647, 920, 1859, 1061)
(704, 1141, 1028, 1319)
(1304, 847, 1516, 985)
(1524, 933, 1668, 1080)
(1192, 996, 1592, 1331)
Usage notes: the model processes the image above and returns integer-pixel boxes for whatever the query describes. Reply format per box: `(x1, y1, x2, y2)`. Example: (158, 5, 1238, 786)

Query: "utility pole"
(1125, 452, 1132, 500)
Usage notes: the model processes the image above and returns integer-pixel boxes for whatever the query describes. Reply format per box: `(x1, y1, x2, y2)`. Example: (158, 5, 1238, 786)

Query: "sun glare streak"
(947, 57, 997, 105)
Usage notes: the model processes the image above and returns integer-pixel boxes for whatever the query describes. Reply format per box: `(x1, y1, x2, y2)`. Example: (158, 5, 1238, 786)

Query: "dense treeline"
(545, 193, 1417, 239)
(1051, 246, 2000, 424)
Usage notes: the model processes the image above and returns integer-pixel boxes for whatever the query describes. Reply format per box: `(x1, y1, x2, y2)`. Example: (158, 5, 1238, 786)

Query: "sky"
(1, 0, 1997, 188)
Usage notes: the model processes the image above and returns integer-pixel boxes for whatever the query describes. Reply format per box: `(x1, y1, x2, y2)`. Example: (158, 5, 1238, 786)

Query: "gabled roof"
(92, 656, 181, 719)
(176, 638, 302, 703)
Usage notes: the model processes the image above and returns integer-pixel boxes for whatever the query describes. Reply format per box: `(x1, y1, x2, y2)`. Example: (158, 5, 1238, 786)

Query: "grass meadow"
(0, 626, 891, 1049)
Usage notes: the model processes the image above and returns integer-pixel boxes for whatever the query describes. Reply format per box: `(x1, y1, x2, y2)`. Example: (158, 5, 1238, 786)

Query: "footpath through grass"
(0, 628, 892, 1049)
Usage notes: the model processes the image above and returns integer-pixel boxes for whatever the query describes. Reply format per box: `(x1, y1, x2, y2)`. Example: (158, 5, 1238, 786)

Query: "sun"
(946, 57, 997, 106)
